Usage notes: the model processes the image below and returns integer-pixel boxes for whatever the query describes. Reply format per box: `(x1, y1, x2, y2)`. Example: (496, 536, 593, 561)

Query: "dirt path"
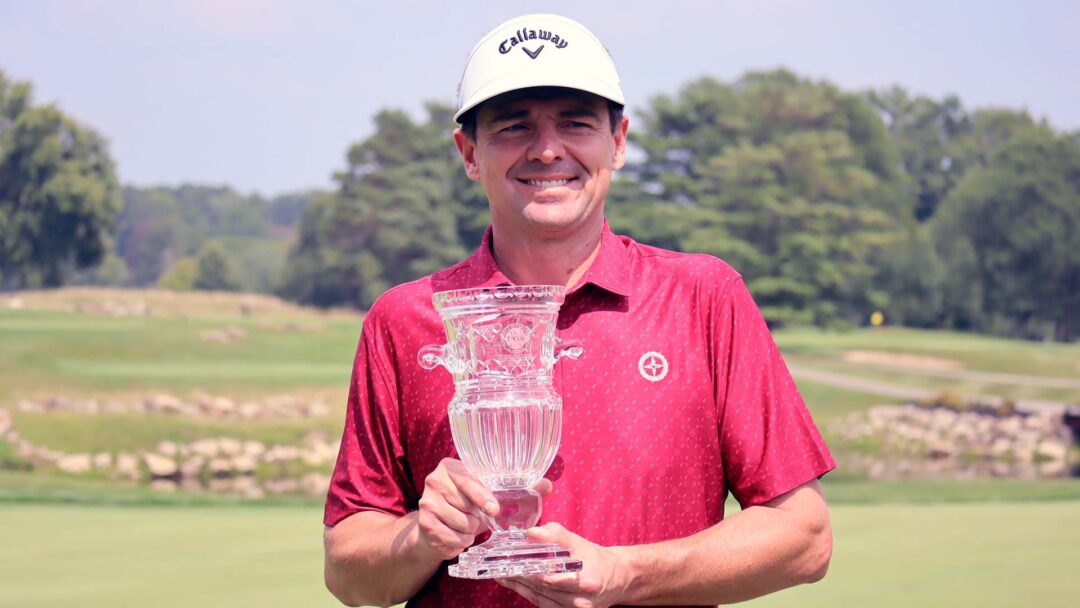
(788, 365, 1071, 414)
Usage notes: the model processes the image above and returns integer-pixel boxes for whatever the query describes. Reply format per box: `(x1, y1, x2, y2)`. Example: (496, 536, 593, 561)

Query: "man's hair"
(459, 88, 624, 141)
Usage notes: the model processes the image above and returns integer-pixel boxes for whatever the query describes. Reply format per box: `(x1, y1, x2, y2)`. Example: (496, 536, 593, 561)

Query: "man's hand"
(417, 457, 498, 560)
(498, 523, 631, 608)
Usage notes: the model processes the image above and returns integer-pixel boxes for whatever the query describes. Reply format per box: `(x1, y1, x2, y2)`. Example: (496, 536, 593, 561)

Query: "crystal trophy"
(418, 285, 584, 579)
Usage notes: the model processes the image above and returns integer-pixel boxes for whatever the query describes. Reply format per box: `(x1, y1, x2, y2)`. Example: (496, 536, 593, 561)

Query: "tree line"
(1, 68, 1077, 341)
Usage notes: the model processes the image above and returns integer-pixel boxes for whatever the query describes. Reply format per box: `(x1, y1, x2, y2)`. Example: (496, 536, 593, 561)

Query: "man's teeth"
(525, 179, 571, 187)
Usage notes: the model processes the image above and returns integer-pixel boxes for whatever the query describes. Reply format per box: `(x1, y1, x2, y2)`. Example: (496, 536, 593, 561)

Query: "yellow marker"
(870, 311, 885, 327)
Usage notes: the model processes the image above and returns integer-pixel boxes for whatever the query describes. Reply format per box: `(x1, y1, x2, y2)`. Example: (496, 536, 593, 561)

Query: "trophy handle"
(554, 338, 584, 361)
(418, 344, 448, 370)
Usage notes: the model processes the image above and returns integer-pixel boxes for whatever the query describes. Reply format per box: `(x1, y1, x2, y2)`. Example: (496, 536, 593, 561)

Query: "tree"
(864, 87, 971, 221)
(157, 257, 197, 291)
(279, 103, 484, 309)
(932, 127, 1080, 341)
(613, 70, 905, 326)
(192, 241, 241, 291)
(0, 70, 122, 289)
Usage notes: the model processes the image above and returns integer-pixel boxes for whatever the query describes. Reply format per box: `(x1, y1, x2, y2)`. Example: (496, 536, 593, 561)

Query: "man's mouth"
(521, 178, 574, 188)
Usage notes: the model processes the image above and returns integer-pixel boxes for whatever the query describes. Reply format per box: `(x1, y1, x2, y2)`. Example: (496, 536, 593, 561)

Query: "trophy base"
(449, 542, 583, 579)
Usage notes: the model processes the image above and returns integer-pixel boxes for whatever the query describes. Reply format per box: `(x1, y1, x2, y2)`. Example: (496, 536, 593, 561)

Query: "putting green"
(2, 501, 1077, 607)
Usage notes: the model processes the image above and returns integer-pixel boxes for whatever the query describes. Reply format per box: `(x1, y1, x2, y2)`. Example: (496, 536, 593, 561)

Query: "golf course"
(2, 289, 1078, 607)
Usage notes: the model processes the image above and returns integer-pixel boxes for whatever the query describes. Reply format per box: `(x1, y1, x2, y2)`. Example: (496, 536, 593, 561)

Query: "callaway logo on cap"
(455, 13, 625, 123)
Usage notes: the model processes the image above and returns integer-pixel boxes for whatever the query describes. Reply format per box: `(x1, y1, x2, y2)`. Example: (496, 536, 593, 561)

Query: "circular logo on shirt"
(638, 351, 669, 382)
(500, 323, 532, 353)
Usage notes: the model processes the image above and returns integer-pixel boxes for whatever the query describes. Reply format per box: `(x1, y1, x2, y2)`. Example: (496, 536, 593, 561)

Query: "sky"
(2, 0, 1077, 196)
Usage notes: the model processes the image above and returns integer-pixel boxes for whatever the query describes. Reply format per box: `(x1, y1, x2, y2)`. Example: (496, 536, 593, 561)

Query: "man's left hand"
(497, 523, 632, 608)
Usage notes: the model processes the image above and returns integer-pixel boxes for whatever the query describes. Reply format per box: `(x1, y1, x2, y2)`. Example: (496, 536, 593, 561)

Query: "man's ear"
(453, 128, 481, 181)
(612, 115, 629, 171)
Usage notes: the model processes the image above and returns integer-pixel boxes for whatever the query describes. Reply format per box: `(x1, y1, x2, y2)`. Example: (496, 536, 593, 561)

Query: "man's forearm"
(615, 483, 832, 605)
(324, 511, 443, 607)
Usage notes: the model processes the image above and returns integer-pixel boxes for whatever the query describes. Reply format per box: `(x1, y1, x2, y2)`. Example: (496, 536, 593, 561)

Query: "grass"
(0, 504, 341, 608)
(7, 410, 342, 455)
(745, 500, 1080, 608)
(775, 326, 1080, 378)
(1, 501, 1077, 608)
(0, 308, 360, 399)
(2, 290, 1080, 607)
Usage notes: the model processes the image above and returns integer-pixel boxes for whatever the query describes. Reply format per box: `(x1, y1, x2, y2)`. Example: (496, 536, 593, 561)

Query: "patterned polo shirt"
(325, 222, 835, 608)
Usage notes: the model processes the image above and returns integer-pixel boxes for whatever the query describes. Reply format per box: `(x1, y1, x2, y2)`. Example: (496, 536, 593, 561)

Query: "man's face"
(454, 90, 628, 239)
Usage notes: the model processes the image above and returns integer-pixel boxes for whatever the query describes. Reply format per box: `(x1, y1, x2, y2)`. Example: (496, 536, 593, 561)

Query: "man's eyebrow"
(559, 107, 601, 120)
(488, 109, 530, 124)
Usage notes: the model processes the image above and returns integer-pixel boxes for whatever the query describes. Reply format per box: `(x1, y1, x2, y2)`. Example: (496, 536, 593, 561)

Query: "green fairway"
(0, 504, 340, 608)
(746, 500, 1080, 608)
(2, 501, 1077, 608)
(0, 308, 360, 398)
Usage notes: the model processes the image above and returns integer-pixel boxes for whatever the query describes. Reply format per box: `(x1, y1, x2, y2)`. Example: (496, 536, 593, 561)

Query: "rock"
(57, 454, 93, 474)
(218, 437, 242, 456)
(242, 441, 266, 457)
(208, 397, 236, 418)
(231, 476, 264, 499)
(300, 472, 329, 497)
(239, 402, 261, 419)
(0, 408, 10, 435)
(264, 478, 300, 494)
(144, 453, 178, 478)
(264, 445, 300, 462)
(208, 458, 233, 478)
(1035, 440, 1069, 462)
(190, 438, 219, 458)
(18, 400, 43, 413)
(116, 453, 141, 480)
(180, 456, 206, 479)
(231, 455, 257, 475)
(148, 393, 183, 414)
(157, 441, 180, 457)
(93, 452, 113, 469)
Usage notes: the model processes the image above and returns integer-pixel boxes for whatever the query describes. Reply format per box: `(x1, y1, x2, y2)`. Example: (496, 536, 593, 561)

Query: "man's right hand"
(416, 457, 500, 560)
(416, 458, 556, 561)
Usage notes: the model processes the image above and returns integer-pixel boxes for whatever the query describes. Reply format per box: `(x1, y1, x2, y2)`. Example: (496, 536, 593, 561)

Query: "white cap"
(455, 13, 625, 123)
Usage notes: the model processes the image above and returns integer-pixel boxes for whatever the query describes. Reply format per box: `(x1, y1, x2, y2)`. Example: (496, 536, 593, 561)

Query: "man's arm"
(500, 479, 831, 607)
(323, 458, 499, 607)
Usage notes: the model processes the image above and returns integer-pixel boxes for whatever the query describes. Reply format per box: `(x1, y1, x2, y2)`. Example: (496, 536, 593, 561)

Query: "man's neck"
(490, 218, 604, 290)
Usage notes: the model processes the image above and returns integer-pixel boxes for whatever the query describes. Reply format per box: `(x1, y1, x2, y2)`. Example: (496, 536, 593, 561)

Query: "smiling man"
(323, 13, 835, 608)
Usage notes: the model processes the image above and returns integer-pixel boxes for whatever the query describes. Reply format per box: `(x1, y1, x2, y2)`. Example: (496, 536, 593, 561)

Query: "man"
(324, 13, 834, 608)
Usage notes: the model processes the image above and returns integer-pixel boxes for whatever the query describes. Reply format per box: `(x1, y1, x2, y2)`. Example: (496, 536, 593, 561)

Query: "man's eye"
(502, 124, 526, 132)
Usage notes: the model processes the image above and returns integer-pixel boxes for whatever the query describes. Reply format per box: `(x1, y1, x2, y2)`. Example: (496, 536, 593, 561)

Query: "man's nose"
(526, 122, 565, 164)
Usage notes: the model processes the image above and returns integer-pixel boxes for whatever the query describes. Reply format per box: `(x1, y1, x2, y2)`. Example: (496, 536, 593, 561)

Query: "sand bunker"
(841, 350, 964, 371)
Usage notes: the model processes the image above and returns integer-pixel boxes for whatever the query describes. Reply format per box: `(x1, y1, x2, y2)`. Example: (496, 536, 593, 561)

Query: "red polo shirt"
(325, 223, 835, 608)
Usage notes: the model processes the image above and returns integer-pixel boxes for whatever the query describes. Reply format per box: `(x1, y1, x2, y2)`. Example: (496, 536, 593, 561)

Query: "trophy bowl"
(419, 285, 583, 579)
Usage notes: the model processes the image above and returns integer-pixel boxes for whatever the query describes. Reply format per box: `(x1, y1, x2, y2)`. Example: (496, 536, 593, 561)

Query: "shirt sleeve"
(323, 316, 412, 527)
(714, 277, 836, 508)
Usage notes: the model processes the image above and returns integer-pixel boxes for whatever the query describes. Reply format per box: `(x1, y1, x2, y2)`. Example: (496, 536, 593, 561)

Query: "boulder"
(218, 437, 242, 456)
(144, 453, 179, 478)
(190, 438, 219, 458)
(208, 458, 233, 478)
(93, 452, 113, 469)
(180, 456, 206, 479)
(116, 453, 141, 480)
(57, 454, 93, 474)
(231, 455, 257, 475)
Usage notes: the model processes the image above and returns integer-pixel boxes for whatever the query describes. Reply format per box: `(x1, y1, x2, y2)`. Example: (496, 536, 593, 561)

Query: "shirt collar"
(431, 221, 631, 297)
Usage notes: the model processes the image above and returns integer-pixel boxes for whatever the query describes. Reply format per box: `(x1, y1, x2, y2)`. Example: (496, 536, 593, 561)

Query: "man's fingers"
(444, 462, 498, 516)
(534, 477, 554, 496)
(418, 495, 484, 533)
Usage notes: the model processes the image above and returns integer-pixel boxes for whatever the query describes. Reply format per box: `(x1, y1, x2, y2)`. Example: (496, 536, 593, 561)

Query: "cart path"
(788, 365, 1072, 414)
(836, 363, 1080, 390)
